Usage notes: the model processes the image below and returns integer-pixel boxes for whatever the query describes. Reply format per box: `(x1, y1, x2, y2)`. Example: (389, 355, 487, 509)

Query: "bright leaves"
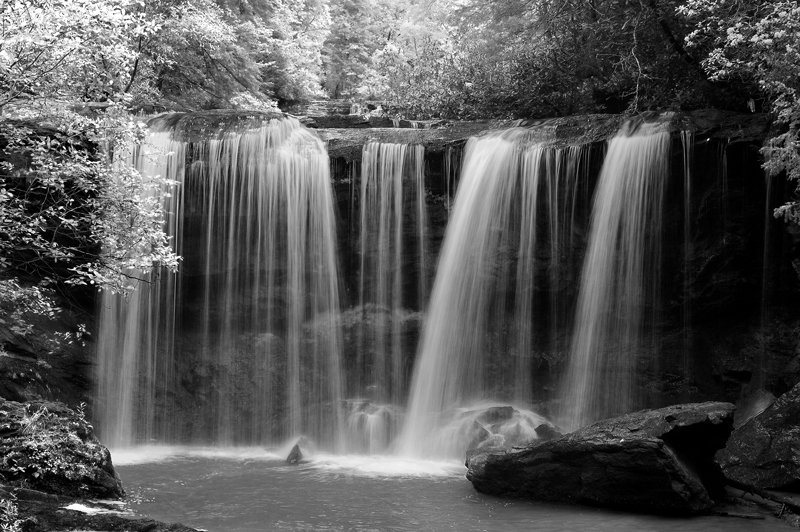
(679, 0, 800, 221)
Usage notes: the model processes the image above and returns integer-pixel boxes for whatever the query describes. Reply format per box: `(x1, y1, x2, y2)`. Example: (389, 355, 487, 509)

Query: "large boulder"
(0, 399, 124, 499)
(466, 402, 735, 514)
(718, 382, 800, 490)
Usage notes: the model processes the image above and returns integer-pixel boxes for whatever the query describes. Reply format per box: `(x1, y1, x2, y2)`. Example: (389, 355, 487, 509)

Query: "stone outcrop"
(718, 382, 800, 490)
(0, 399, 124, 499)
(466, 402, 735, 514)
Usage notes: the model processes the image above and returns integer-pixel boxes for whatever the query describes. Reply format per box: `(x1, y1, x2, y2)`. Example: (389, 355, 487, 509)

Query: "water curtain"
(559, 121, 671, 430)
(399, 129, 587, 458)
(95, 117, 344, 449)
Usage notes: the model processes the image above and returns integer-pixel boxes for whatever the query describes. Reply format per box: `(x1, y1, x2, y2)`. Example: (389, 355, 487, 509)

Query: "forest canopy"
(1, 0, 796, 120)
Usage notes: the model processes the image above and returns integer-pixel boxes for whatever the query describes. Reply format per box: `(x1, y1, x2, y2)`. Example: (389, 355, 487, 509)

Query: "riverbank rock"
(718, 382, 800, 490)
(0, 399, 124, 499)
(0, 486, 202, 532)
(466, 402, 735, 514)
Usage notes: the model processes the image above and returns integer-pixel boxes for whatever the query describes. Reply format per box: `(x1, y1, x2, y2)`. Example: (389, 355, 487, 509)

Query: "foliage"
(130, 0, 332, 109)
(0, 493, 22, 532)
(322, 0, 401, 99)
(678, 0, 800, 222)
(354, 0, 734, 119)
(0, 1, 181, 346)
(0, 401, 120, 497)
(0, 0, 154, 109)
(0, 110, 179, 344)
(0, 0, 333, 112)
(132, 0, 277, 110)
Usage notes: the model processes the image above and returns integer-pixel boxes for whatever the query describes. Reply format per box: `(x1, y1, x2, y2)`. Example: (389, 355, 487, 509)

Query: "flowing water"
(95, 117, 344, 448)
(113, 448, 791, 532)
(558, 122, 671, 430)
(355, 142, 426, 408)
(87, 116, 791, 530)
(399, 130, 588, 458)
(100, 117, 711, 454)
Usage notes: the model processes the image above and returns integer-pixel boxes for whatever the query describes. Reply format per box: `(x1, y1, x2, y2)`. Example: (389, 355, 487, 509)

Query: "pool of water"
(114, 447, 789, 532)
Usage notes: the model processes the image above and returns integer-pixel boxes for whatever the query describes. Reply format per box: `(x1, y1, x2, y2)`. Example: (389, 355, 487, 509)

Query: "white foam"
(111, 445, 464, 479)
(62, 503, 131, 516)
(305, 454, 465, 478)
(110, 445, 283, 466)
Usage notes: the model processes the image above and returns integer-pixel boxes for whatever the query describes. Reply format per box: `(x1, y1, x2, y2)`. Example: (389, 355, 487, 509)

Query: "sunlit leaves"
(679, 0, 800, 222)
(0, 0, 158, 108)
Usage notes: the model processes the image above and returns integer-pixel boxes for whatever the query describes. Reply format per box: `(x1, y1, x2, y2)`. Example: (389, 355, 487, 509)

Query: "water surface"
(115, 447, 789, 532)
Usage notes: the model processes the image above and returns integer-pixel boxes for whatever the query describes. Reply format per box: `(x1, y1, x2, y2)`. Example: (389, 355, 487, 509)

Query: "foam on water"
(110, 446, 284, 466)
(303, 454, 464, 478)
(111, 445, 462, 479)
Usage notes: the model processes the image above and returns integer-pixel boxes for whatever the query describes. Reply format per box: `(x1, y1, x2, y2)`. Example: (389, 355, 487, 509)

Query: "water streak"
(357, 142, 427, 397)
(95, 117, 344, 449)
(560, 122, 671, 430)
(399, 130, 586, 458)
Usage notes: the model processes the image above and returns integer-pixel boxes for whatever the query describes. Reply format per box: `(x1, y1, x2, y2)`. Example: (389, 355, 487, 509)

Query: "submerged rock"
(465, 402, 735, 514)
(718, 382, 800, 490)
(0, 399, 124, 499)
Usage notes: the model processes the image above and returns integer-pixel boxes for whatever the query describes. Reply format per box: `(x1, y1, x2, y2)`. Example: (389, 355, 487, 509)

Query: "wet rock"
(9, 494, 202, 532)
(466, 402, 735, 514)
(0, 399, 124, 499)
(534, 424, 562, 441)
(286, 444, 303, 465)
(718, 382, 800, 490)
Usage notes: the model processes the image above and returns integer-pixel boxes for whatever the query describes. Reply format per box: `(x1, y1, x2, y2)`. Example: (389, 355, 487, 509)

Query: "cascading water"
(95, 116, 344, 449)
(681, 130, 694, 396)
(95, 132, 185, 447)
(347, 142, 427, 453)
(398, 129, 587, 458)
(96, 113, 737, 462)
(559, 121, 671, 431)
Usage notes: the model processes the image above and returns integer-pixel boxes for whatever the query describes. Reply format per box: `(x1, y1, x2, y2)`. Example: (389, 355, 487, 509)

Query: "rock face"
(466, 402, 735, 514)
(718, 382, 800, 490)
(0, 399, 124, 499)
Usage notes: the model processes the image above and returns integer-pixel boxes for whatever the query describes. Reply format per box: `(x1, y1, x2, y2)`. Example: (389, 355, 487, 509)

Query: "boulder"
(718, 382, 800, 490)
(466, 402, 735, 514)
(0, 399, 124, 499)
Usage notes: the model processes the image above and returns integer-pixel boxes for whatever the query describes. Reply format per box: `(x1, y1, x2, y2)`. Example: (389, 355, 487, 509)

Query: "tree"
(0, 0, 179, 348)
(358, 0, 754, 120)
(678, 0, 800, 223)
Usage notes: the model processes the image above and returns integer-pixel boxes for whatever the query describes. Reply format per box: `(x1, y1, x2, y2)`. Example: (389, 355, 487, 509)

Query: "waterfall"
(398, 129, 587, 458)
(681, 130, 694, 397)
(95, 117, 344, 449)
(559, 121, 671, 431)
(347, 142, 427, 453)
(95, 132, 185, 447)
